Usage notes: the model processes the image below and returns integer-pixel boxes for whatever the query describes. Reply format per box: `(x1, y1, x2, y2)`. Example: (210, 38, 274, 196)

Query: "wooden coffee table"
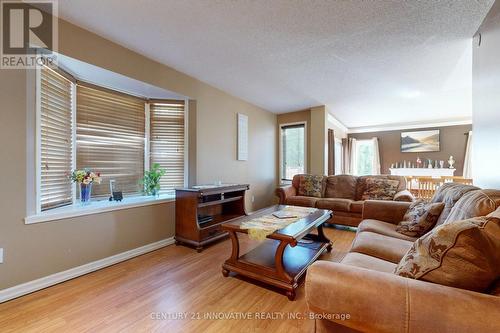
(221, 205, 332, 300)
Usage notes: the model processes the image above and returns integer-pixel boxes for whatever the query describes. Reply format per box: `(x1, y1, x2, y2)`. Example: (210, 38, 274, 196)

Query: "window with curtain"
(76, 84, 146, 197)
(334, 138, 343, 175)
(39, 67, 74, 211)
(280, 123, 306, 181)
(150, 100, 185, 194)
(354, 139, 375, 176)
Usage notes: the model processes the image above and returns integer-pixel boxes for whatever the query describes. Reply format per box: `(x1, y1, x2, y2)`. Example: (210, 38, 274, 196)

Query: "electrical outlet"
(0, 248, 3, 264)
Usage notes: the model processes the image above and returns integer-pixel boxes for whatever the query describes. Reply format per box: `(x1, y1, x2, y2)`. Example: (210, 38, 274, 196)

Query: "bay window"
(36, 65, 186, 213)
(38, 66, 74, 210)
(149, 100, 186, 194)
(76, 84, 146, 197)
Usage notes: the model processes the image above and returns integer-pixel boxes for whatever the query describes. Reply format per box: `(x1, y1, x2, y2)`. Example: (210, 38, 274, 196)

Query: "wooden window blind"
(39, 66, 74, 211)
(150, 100, 185, 193)
(76, 85, 145, 197)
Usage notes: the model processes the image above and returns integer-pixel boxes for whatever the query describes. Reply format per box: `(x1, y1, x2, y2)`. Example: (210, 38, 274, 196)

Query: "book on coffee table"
(272, 211, 298, 219)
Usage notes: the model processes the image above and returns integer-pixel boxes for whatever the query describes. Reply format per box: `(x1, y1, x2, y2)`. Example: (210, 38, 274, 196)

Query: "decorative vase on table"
(80, 183, 93, 204)
(71, 169, 102, 205)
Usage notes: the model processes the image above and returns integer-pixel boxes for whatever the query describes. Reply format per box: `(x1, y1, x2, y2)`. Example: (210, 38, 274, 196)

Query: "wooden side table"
(175, 184, 249, 252)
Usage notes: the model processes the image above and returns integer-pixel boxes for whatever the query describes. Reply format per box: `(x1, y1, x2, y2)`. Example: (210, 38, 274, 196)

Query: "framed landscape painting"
(401, 130, 440, 152)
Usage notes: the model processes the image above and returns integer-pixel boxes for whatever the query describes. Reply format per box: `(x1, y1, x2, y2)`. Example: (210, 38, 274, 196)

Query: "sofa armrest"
(393, 189, 414, 202)
(306, 261, 500, 333)
(275, 185, 297, 204)
(362, 200, 411, 224)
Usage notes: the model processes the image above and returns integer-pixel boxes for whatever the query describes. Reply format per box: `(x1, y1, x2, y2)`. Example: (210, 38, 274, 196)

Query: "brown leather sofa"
(305, 183, 500, 333)
(276, 174, 413, 227)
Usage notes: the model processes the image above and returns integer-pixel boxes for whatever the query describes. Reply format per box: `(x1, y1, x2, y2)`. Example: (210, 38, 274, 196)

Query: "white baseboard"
(0, 237, 175, 303)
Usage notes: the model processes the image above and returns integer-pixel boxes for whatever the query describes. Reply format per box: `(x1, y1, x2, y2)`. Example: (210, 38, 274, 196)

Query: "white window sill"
(25, 194, 175, 225)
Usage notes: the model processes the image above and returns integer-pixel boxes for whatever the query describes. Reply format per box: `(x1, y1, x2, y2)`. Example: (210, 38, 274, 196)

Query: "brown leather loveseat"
(305, 183, 500, 333)
(276, 174, 413, 227)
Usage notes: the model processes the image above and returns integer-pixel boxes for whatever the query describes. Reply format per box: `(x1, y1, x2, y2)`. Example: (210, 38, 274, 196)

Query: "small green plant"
(141, 163, 166, 196)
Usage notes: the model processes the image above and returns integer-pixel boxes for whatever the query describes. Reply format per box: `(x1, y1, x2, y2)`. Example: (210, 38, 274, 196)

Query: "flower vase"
(80, 183, 92, 204)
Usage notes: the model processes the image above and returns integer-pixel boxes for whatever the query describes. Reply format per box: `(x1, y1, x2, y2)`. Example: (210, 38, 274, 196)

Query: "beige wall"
(349, 125, 472, 176)
(472, 0, 500, 189)
(0, 19, 276, 290)
(310, 106, 328, 175)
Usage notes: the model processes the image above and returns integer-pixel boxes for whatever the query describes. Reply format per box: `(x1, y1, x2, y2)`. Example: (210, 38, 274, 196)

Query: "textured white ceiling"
(58, 0, 494, 128)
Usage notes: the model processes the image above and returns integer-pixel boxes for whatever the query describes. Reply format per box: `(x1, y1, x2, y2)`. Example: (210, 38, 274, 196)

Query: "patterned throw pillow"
(394, 215, 500, 292)
(396, 200, 445, 237)
(298, 175, 323, 198)
(361, 178, 399, 201)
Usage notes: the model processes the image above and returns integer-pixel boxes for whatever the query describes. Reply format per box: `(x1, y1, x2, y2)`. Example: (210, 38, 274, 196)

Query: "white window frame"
(279, 121, 307, 184)
(34, 66, 42, 214)
(30, 68, 189, 223)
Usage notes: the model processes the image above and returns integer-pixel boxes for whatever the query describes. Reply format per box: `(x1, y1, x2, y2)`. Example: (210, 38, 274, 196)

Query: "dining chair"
(417, 177, 442, 200)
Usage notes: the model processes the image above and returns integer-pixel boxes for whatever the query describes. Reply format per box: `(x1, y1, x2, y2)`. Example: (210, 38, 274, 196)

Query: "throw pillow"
(298, 175, 324, 198)
(361, 178, 399, 201)
(396, 201, 445, 237)
(394, 215, 500, 292)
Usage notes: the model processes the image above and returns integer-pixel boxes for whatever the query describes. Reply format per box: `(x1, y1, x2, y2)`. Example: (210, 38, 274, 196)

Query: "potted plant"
(141, 163, 166, 196)
(70, 169, 102, 204)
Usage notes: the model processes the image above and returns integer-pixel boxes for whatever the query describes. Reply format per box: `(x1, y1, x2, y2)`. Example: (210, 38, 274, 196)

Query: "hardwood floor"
(0, 226, 355, 333)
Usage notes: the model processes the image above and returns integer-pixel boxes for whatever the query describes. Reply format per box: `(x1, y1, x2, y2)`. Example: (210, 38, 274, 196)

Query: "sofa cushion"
(394, 215, 500, 292)
(316, 198, 352, 212)
(341, 252, 397, 273)
(361, 177, 400, 201)
(350, 231, 414, 263)
(325, 175, 358, 199)
(358, 219, 417, 241)
(445, 189, 500, 224)
(285, 196, 319, 208)
(430, 183, 480, 225)
(298, 174, 324, 198)
(395, 201, 445, 237)
(350, 201, 364, 214)
(356, 175, 406, 200)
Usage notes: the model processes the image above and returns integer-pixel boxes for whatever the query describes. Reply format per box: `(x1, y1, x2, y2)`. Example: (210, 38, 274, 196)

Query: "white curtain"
(350, 138, 357, 175)
(343, 138, 357, 175)
(463, 131, 473, 179)
(372, 137, 381, 175)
